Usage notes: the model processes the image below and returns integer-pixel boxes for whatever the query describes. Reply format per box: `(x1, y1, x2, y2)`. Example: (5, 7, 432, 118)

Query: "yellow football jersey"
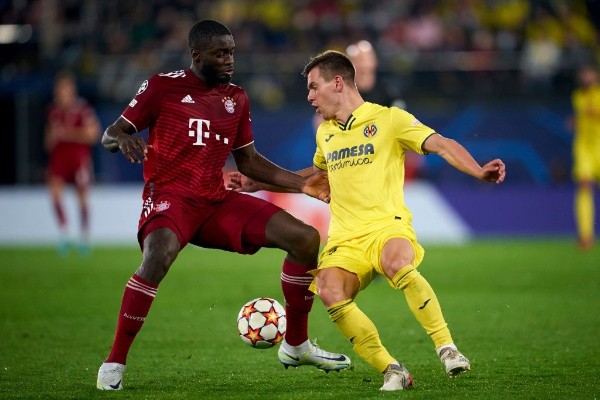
(313, 102, 435, 239)
(572, 84, 600, 180)
(572, 84, 600, 150)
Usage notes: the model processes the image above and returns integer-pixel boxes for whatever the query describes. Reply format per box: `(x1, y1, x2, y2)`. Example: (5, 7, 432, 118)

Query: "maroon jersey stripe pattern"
(123, 69, 254, 200)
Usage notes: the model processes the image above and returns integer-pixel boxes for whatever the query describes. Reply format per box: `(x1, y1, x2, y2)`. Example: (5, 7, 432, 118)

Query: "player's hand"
(302, 170, 330, 203)
(116, 133, 151, 163)
(226, 171, 263, 192)
(480, 159, 506, 184)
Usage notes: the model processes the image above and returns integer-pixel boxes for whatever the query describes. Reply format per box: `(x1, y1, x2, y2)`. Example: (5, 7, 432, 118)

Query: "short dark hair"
(55, 69, 76, 84)
(302, 50, 355, 83)
(188, 20, 232, 50)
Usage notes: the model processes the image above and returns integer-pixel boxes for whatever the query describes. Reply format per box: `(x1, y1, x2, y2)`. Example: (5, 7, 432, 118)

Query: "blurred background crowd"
(1, 0, 599, 185)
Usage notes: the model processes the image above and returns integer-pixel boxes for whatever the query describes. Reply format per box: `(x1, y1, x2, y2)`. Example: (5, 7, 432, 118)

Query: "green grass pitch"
(1, 240, 599, 399)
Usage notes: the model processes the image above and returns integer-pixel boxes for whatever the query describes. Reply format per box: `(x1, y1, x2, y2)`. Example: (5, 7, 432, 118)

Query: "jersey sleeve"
(312, 127, 327, 170)
(232, 91, 254, 150)
(121, 76, 162, 132)
(390, 107, 435, 155)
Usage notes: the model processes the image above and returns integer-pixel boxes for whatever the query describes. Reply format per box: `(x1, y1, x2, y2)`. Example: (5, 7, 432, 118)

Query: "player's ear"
(190, 48, 202, 62)
(334, 75, 344, 92)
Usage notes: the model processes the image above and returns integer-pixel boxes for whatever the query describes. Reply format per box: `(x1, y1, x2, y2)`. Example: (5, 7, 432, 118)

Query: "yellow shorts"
(573, 146, 600, 182)
(309, 220, 425, 293)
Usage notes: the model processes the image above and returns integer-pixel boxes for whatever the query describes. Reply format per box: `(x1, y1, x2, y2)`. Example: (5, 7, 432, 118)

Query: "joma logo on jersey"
(326, 143, 374, 162)
(188, 118, 229, 146)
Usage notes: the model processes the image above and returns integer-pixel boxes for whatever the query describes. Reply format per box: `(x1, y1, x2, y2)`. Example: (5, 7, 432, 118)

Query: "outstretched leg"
(263, 210, 351, 371)
(382, 238, 470, 377)
(316, 267, 412, 390)
(97, 227, 180, 390)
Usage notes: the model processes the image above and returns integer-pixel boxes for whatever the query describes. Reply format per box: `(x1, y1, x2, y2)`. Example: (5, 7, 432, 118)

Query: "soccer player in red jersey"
(45, 71, 100, 255)
(96, 20, 351, 390)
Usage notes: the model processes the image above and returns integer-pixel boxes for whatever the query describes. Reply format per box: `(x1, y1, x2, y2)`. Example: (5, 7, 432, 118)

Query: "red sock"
(53, 200, 66, 228)
(105, 274, 158, 364)
(280, 259, 315, 346)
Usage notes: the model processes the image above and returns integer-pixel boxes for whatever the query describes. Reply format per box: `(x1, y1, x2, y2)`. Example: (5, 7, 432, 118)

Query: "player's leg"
(98, 223, 181, 390)
(264, 210, 319, 343)
(572, 150, 596, 250)
(74, 166, 92, 254)
(381, 238, 469, 377)
(47, 174, 69, 255)
(263, 210, 351, 371)
(315, 266, 412, 390)
(189, 192, 349, 371)
(574, 180, 595, 250)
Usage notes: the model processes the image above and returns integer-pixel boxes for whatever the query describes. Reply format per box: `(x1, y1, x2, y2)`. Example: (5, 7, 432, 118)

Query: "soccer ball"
(237, 297, 286, 349)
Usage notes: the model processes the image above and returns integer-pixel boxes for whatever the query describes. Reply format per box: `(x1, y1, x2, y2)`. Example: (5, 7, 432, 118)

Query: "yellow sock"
(575, 186, 594, 241)
(327, 299, 395, 372)
(393, 266, 453, 349)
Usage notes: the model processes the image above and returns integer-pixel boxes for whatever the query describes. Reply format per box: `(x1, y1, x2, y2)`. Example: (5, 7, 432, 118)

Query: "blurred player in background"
(346, 40, 405, 109)
(571, 64, 600, 250)
(44, 71, 100, 255)
(96, 20, 350, 391)
(229, 50, 506, 391)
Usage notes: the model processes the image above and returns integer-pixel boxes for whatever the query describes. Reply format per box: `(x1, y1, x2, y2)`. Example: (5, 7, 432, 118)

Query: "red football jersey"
(122, 69, 254, 200)
(47, 98, 96, 158)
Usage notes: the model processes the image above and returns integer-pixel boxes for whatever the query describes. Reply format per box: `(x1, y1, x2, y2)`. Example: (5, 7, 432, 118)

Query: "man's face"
(578, 67, 598, 89)
(195, 35, 235, 84)
(306, 67, 338, 121)
(54, 78, 76, 107)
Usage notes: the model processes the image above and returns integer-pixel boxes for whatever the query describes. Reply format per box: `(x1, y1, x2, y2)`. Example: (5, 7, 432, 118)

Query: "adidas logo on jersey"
(181, 95, 195, 103)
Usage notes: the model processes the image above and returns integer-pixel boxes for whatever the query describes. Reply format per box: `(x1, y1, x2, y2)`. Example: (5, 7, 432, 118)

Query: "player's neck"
(335, 92, 364, 124)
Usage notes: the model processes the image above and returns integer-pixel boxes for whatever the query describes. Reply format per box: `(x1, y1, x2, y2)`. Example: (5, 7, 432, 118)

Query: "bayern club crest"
(154, 200, 171, 212)
(363, 123, 378, 138)
(222, 96, 236, 114)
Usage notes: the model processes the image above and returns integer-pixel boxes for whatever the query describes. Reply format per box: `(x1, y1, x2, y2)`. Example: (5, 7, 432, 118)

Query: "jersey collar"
(335, 114, 357, 131)
(334, 102, 370, 131)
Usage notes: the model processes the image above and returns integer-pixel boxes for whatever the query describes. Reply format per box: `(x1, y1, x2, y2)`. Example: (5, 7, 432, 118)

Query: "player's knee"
(138, 231, 180, 283)
(317, 284, 347, 308)
(383, 261, 413, 281)
(316, 269, 357, 308)
(289, 224, 320, 259)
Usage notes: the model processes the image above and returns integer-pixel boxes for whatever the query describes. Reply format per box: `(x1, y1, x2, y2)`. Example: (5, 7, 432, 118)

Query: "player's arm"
(227, 166, 317, 193)
(232, 143, 329, 202)
(79, 111, 102, 145)
(422, 133, 506, 184)
(101, 117, 149, 164)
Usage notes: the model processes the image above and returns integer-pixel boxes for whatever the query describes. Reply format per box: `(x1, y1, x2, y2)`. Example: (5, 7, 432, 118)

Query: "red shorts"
(47, 144, 92, 187)
(137, 190, 283, 254)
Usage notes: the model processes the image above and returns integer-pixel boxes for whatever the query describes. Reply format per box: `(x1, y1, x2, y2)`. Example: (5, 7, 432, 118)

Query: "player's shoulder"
(73, 97, 95, 113)
(154, 69, 189, 81)
(223, 82, 249, 99)
(144, 69, 189, 88)
(361, 101, 395, 118)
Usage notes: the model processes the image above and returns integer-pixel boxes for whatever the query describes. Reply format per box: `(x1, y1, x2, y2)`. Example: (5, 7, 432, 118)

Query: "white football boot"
(380, 362, 413, 391)
(439, 347, 470, 377)
(97, 362, 126, 390)
(278, 340, 351, 372)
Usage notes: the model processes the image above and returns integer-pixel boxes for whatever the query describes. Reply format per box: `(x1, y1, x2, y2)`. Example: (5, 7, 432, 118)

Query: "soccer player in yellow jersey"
(229, 50, 505, 391)
(571, 65, 600, 250)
